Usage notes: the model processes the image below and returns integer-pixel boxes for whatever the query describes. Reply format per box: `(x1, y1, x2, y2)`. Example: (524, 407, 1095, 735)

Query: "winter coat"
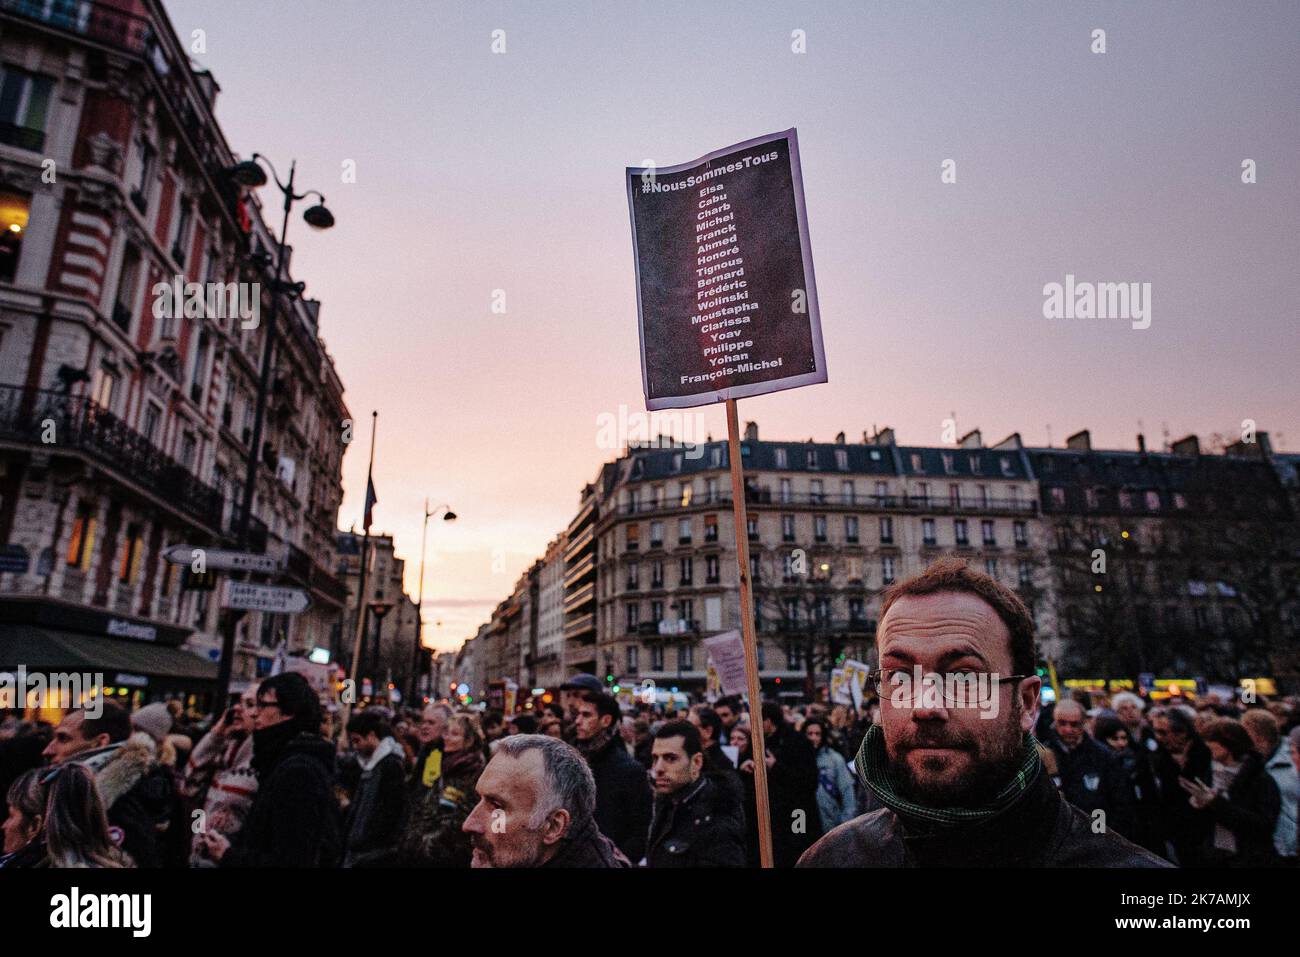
(1152, 738, 1215, 866)
(1200, 752, 1281, 867)
(645, 776, 746, 868)
(586, 734, 652, 863)
(540, 815, 631, 868)
(798, 761, 1171, 868)
(221, 724, 340, 868)
(1047, 734, 1138, 842)
(79, 732, 175, 868)
(742, 721, 822, 868)
(181, 730, 257, 868)
(343, 736, 409, 867)
(398, 748, 483, 867)
(814, 746, 859, 834)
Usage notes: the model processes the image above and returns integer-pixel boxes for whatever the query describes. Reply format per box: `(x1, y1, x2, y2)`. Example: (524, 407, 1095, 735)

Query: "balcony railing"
(0, 385, 223, 532)
(619, 490, 1037, 516)
(0, 120, 44, 152)
(0, 0, 154, 52)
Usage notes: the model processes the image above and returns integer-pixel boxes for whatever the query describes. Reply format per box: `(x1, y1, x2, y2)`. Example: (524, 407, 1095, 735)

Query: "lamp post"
(410, 500, 456, 702)
(213, 155, 335, 706)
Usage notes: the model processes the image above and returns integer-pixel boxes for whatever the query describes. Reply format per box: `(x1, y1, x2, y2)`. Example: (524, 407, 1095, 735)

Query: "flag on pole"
(363, 476, 378, 531)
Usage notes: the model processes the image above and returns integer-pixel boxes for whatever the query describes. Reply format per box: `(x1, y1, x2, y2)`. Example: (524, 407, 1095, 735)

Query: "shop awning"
(0, 624, 218, 683)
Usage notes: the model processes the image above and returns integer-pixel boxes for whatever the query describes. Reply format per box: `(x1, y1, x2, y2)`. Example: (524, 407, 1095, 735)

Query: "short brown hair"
(1240, 710, 1280, 753)
(1200, 718, 1254, 760)
(879, 557, 1036, 675)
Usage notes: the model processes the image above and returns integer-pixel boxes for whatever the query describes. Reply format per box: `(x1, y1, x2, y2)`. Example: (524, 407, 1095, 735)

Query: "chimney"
(958, 428, 982, 449)
(835, 431, 846, 444)
(872, 427, 896, 446)
(1171, 435, 1200, 457)
(1137, 434, 1146, 453)
(992, 432, 1023, 450)
(1065, 429, 1091, 451)
(744, 421, 758, 442)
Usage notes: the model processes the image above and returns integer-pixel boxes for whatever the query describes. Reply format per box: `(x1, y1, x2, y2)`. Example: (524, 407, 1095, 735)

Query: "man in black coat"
(341, 710, 408, 866)
(574, 691, 651, 862)
(645, 720, 745, 867)
(746, 700, 822, 867)
(205, 672, 341, 868)
(1047, 700, 1137, 840)
(1151, 704, 1215, 866)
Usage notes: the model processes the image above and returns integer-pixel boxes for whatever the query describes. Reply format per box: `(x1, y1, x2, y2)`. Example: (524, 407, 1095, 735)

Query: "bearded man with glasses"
(798, 557, 1169, 868)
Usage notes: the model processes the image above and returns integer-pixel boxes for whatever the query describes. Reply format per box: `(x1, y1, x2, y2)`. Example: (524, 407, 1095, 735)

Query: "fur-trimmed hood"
(84, 732, 159, 809)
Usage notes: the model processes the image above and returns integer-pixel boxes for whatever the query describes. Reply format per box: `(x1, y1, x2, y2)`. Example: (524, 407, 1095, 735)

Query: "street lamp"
(213, 154, 336, 706)
(410, 501, 456, 701)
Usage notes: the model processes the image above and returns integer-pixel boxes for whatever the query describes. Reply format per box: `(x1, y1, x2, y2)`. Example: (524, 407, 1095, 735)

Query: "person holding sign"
(798, 559, 1169, 868)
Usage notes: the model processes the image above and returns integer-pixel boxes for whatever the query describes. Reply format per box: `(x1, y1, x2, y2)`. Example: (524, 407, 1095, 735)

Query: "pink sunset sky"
(161, 0, 1300, 652)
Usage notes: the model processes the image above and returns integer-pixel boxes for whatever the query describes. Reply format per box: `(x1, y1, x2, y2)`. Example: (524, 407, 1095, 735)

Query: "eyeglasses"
(868, 668, 1029, 706)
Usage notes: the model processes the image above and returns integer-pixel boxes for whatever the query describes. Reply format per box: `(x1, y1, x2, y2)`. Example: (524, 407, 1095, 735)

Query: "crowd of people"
(1, 565, 1297, 870)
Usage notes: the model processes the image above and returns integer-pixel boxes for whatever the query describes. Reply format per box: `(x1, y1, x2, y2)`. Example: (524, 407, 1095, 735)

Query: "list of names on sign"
(627, 129, 827, 410)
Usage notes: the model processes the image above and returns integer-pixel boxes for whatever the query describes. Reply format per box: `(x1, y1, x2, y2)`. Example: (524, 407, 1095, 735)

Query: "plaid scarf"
(854, 724, 1043, 829)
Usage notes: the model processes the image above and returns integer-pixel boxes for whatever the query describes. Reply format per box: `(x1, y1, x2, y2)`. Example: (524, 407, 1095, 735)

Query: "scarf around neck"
(854, 724, 1043, 829)
(575, 724, 618, 762)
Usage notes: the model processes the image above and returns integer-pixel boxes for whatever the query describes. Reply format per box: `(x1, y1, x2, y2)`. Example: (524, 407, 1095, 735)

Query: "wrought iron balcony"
(0, 384, 223, 532)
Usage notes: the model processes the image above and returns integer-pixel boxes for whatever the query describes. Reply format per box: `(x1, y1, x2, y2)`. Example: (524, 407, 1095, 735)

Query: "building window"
(626, 603, 639, 633)
(814, 515, 828, 542)
(746, 515, 758, 540)
(810, 479, 824, 504)
(626, 524, 639, 550)
(949, 483, 960, 507)
(915, 483, 929, 505)
(0, 66, 53, 150)
(171, 199, 193, 265)
(705, 554, 720, 584)
(626, 561, 639, 590)
(112, 244, 141, 332)
(679, 644, 693, 670)
(984, 558, 998, 579)
(835, 448, 848, 471)
(879, 516, 893, 544)
(1118, 490, 1134, 510)
(841, 480, 854, 504)
(774, 447, 788, 468)
(626, 645, 638, 672)
(651, 645, 665, 671)
(649, 521, 663, 547)
(651, 600, 664, 623)
(142, 403, 161, 445)
(679, 557, 692, 585)
(679, 482, 692, 506)
(1049, 487, 1066, 508)
(678, 517, 691, 544)
(180, 432, 197, 470)
(0, 189, 30, 283)
(922, 519, 936, 546)
(779, 478, 792, 503)
(782, 554, 795, 580)
(1018, 560, 1032, 587)
(911, 452, 924, 472)
(1000, 456, 1014, 477)
(942, 453, 955, 475)
(90, 367, 117, 412)
(874, 481, 888, 504)
(981, 519, 996, 545)
(750, 554, 760, 582)
(1013, 520, 1027, 547)
(781, 514, 795, 542)
(756, 642, 766, 670)
(806, 449, 818, 469)
(679, 599, 693, 625)
(705, 477, 719, 502)
(849, 597, 865, 621)
(845, 516, 859, 543)
(131, 138, 156, 212)
(882, 556, 896, 585)
(65, 503, 96, 569)
(704, 513, 718, 542)
(710, 447, 722, 468)
(787, 646, 803, 670)
(1145, 490, 1161, 512)
(119, 524, 144, 584)
(954, 519, 970, 546)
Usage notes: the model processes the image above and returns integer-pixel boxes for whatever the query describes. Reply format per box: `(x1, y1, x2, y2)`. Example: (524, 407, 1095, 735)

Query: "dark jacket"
(798, 762, 1171, 868)
(222, 724, 340, 868)
(398, 750, 483, 867)
(81, 733, 175, 869)
(343, 737, 408, 867)
(1048, 733, 1138, 842)
(586, 734, 652, 862)
(540, 816, 631, 868)
(1202, 752, 1281, 867)
(646, 776, 746, 868)
(1152, 738, 1215, 866)
(742, 721, 822, 868)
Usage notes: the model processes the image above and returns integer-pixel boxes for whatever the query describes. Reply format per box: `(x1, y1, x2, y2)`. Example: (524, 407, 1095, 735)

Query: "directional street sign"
(221, 581, 311, 614)
(163, 545, 282, 575)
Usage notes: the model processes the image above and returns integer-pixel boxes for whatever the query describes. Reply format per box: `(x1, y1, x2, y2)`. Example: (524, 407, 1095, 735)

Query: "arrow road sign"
(221, 581, 311, 614)
(163, 545, 282, 574)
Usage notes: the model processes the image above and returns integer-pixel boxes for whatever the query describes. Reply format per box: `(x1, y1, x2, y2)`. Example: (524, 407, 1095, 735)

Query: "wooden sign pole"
(724, 397, 775, 868)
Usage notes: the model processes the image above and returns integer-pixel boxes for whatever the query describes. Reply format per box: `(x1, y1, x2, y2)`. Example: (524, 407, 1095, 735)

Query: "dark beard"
(891, 711, 1025, 808)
